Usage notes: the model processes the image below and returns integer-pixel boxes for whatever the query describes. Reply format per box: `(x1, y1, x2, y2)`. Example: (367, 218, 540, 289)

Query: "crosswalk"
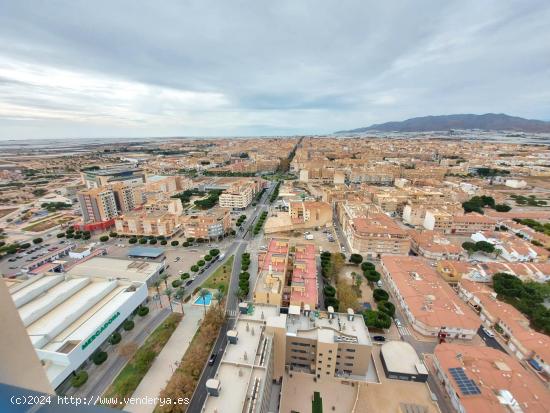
(397, 325, 412, 336)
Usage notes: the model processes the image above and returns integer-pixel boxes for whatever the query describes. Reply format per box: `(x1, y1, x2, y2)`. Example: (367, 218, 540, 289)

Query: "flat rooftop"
(202, 305, 273, 413)
(66, 256, 162, 283)
(285, 310, 371, 345)
(127, 246, 165, 258)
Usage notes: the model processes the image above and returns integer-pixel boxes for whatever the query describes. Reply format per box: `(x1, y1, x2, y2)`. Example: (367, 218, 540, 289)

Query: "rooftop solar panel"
(448, 367, 481, 396)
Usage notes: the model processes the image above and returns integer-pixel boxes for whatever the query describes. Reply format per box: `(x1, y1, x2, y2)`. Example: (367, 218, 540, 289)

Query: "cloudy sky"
(0, 0, 549, 139)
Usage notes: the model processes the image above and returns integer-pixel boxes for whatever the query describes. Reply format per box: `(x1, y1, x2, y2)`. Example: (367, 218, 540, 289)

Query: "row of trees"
(253, 211, 268, 235)
(237, 252, 251, 300)
(269, 181, 281, 203)
(72, 305, 150, 388)
(493, 272, 550, 334)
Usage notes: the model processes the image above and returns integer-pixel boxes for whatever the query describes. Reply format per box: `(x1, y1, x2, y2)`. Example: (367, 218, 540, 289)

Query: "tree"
(462, 241, 476, 257)
(32, 237, 43, 244)
(378, 301, 395, 317)
(149, 238, 157, 245)
(171, 240, 179, 246)
(180, 272, 190, 280)
(109, 232, 118, 237)
(373, 288, 389, 302)
(361, 261, 375, 272)
(354, 272, 363, 290)
(329, 253, 345, 281)
(56, 232, 65, 238)
(364, 270, 381, 284)
(139, 238, 147, 244)
(495, 204, 511, 212)
(153, 280, 162, 307)
(164, 287, 174, 312)
(235, 287, 247, 302)
(362, 310, 391, 329)
(349, 253, 363, 265)
(214, 290, 224, 306)
(129, 237, 137, 244)
(191, 265, 199, 272)
(199, 289, 209, 316)
(99, 235, 109, 242)
(210, 248, 220, 256)
(161, 273, 169, 288)
(338, 283, 360, 312)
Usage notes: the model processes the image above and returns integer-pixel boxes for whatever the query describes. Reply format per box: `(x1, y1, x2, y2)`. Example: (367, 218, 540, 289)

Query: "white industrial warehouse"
(7, 264, 149, 389)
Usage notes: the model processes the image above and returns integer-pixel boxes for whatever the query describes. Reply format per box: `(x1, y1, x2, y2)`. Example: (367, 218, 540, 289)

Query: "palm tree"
(494, 247, 502, 260)
(176, 287, 186, 314)
(214, 290, 224, 306)
(161, 273, 169, 289)
(199, 289, 209, 316)
(164, 287, 174, 312)
(153, 280, 162, 308)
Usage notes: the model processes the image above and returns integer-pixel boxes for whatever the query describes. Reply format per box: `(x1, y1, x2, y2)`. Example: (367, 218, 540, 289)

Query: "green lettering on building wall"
(81, 311, 121, 350)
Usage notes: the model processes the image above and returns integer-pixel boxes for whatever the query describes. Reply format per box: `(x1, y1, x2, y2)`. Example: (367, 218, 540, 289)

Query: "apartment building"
(266, 306, 373, 382)
(219, 180, 257, 209)
(381, 256, 480, 339)
(423, 209, 454, 233)
(180, 209, 231, 239)
(253, 239, 291, 306)
(451, 213, 495, 235)
(289, 244, 318, 309)
(410, 230, 464, 261)
(80, 167, 145, 188)
(114, 211, 180, 237)
(110, 182, 139, 213)
(434, 343, 550, 413)
(344, 213, 410, 259)
(203, 304, 276, 413)
(457, 279, 550, 375)
(77, 187, 118, 223)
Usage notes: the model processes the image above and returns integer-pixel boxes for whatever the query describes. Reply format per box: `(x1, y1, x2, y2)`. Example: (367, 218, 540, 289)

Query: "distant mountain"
(336, 113, 550, 134)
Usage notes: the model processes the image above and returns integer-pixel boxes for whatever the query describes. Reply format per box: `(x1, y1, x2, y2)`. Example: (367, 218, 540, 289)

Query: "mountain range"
(336, 113, 550, 134)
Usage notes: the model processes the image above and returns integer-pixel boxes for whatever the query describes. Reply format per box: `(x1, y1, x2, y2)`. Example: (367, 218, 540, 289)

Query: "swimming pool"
(194, 292, 212, 306)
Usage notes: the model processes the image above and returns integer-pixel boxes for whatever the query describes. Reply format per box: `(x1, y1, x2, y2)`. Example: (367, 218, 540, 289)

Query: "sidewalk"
(124, 303, 205, 413)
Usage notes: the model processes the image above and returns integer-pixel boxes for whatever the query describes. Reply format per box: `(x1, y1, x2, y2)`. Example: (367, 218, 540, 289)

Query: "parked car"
(208, 353, 217, 366)
(372, 336, 386, 342)
(394, 318, 402, 327)
(482, 327, 495, 338)
(185, 280, 193, 287)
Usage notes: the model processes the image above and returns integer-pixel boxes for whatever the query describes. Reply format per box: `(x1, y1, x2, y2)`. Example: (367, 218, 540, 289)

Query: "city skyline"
(1, 1, 550, 140)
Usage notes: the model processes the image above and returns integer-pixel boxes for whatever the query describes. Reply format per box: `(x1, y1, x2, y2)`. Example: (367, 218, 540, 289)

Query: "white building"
(7, 272, 147, 389)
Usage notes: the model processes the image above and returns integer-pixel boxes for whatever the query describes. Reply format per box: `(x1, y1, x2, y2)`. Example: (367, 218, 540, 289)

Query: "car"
(8, 258, 17, 262)
(482, 327, 495, 338)
(208, 353, 217, 366)
(59, 241, 65, 244)
(9, 266, 18, 270)
(394, 318, 402, 327)
(341, 247, 346, 252)
(185, 280, 193, 287)
(372, 336, 386, 342)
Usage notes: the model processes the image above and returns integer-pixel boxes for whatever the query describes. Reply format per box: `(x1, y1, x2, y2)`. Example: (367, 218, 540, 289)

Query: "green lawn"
(101, 313, 182, 408)
(200, 255, 234, 291)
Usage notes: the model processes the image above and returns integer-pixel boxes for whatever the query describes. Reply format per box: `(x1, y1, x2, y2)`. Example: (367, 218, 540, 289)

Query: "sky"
(0, 0, 549, 140)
